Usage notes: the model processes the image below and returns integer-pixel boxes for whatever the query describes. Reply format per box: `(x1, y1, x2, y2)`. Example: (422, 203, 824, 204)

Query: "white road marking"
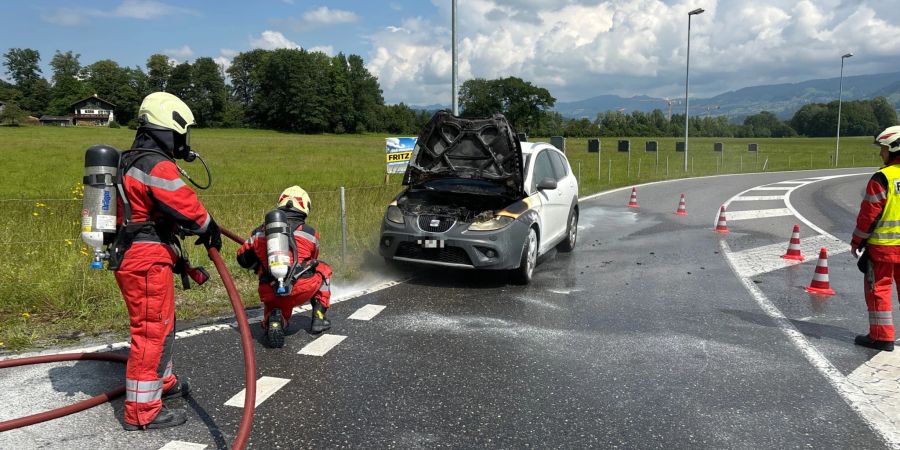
(769, 181, 807, 185)
(732, 195, 786, 201)
(298, 334, 347, 356)
(751, 186, 793, 191)
(847, 351, 900, 430)
(159, 441, 208, 450)
(224, 376, 291, 408)
(727, 234, 849, 278)
(725, 208, 793, 221)
(348, 304, 386, 321)
(1, 278, 410, 362)
(721, 174, 900, 448)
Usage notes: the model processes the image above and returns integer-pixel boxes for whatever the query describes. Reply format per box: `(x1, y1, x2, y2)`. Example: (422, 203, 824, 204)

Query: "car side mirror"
(537, 178, 557, 190)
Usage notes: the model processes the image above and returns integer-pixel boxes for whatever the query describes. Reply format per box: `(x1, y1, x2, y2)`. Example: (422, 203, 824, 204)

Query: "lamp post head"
(689, 8, 705, 15)
(842, 53, 853, 59)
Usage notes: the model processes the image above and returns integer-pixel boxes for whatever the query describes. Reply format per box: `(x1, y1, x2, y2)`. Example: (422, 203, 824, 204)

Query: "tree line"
(542, 98, 897, 139)
(0, 47, 431, 133)
(2, 46, 896, 138)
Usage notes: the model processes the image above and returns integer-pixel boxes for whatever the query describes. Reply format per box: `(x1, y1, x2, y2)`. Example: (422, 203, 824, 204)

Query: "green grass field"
(0, 126, 880, 350)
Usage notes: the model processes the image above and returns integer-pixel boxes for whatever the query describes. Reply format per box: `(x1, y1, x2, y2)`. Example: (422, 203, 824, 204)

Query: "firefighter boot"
(310, 300, 331, 334)
(854, 334, 895, 352)
(266, 309, 285, 348)
(123, 407, 188, 431)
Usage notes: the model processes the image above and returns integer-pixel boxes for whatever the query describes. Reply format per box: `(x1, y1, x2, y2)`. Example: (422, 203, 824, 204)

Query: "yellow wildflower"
(22, 312, 30, 318)
(65, 239, 73, 246)
(32, 212, 39, 216)
(35, 202, 46, 207)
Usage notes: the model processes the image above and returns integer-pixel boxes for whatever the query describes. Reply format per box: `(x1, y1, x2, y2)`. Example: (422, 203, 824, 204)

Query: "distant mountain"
(554, 71, 900, 121)
(408, 103, 449, 112)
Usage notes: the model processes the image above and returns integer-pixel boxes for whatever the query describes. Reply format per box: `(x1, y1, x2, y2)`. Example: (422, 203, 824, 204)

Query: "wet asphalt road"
(0, 167, 893, 449)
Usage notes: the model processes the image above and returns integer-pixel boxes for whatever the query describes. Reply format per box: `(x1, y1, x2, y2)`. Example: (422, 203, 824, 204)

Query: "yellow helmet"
(138, 92, 195, 135)
(277, 186, 311, 215)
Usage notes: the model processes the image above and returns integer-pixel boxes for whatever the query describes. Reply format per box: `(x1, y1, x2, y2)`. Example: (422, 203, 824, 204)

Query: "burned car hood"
(403, 111, 524, 200)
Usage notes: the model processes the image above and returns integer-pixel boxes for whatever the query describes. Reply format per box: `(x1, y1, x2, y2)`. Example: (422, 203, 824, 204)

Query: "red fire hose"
(0, 226, 256, 450)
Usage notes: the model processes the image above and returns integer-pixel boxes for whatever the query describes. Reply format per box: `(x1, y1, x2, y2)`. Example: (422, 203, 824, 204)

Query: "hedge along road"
(1, 167, 897, 449)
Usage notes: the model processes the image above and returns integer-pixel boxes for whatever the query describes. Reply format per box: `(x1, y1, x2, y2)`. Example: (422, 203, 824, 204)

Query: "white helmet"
(277, 186, 311, 216)
(875, 126, 900, 152)
(138, 92, 195, 135)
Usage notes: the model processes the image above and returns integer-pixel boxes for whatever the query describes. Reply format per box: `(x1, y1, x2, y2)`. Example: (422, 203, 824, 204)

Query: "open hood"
(403, 111, 524, 200)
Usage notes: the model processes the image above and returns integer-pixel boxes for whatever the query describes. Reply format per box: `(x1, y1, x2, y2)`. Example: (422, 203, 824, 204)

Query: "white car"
(379, 112, 579, 284)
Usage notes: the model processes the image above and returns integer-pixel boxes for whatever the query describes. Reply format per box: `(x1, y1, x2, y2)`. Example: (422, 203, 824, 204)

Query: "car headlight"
(468, 215, 514, 231)
(386, 205, 404, 224)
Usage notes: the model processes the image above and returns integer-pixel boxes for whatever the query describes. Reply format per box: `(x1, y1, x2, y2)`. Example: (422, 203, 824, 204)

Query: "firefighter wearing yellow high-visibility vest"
(850, 125, 900, 352)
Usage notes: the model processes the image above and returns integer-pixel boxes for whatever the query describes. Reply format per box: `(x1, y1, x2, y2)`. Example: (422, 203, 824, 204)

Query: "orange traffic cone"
(805, 247, 835, 296)
(782, 224, 803, 261)
(675, 194, 687, 216)
(715, 206, 729, 233)
(627, 187, 639, 208)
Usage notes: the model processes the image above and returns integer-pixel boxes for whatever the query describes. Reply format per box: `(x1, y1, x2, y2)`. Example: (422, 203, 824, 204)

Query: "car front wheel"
(510, 227, 538, 285)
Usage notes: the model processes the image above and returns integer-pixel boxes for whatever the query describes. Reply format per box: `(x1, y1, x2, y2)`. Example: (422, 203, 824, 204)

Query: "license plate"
(418, 239, 444, 248)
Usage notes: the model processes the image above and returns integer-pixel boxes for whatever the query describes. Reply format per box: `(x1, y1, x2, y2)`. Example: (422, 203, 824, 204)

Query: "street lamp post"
(684, 7, 704, 172)
(835, 52, 853, 167)
(451, 0, 458, 116)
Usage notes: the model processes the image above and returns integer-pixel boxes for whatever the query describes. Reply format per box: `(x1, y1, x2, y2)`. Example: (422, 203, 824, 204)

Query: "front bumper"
(379, 215, 530, 270)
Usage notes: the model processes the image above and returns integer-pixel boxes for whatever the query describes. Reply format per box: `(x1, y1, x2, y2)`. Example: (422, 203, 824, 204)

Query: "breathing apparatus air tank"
(265, 209, 292, 295)
(81, 145, 120, 269)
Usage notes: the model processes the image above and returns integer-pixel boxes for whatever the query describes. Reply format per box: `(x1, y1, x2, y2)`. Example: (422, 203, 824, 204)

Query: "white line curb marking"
(751, 186, 793, 191)
(224, 376, 290, 408)
(348, 304, 386, 321)
(726, 208, 793, 221)
(298, 334, 347, 356)
(1, 278, 409, 361)
(732, 195, 785, 201)
(721, 173, 899, 448)
(159, 441, 208, 450)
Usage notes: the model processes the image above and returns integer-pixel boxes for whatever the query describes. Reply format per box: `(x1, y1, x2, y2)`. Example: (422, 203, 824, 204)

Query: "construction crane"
(638, 97, 680, 121)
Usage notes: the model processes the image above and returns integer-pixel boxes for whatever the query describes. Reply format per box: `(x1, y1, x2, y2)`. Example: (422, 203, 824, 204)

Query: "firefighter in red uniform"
(237, 186, 333, 348)
(113, 92, 222, 430)
(851, 125, 900, 352)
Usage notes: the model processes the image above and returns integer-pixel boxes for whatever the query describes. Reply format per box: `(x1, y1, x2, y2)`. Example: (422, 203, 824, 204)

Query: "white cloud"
(250, 30, 301, 50)
(368, 0, 900, 105)
(40, 0, 197, 26)
(112, 0, 194, 20)
(309, 45, 334, 56)
(40, 9, 85, 26)
(163, 45, 194, 61)
(280, 6, 359, 31)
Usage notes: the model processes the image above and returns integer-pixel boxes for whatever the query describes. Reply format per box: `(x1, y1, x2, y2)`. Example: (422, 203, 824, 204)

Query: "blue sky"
(3, 1, 900, 105)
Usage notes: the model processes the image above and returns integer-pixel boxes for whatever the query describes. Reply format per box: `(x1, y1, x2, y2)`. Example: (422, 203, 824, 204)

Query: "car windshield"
(417, 178, 509, 196)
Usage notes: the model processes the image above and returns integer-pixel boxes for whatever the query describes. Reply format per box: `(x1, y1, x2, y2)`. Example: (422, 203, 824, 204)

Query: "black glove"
(195, 219, 222, 251)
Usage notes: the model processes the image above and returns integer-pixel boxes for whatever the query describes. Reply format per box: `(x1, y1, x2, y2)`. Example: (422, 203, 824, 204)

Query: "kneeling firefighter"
(106, 92, 221, 430)
(237, 186, 333, 348)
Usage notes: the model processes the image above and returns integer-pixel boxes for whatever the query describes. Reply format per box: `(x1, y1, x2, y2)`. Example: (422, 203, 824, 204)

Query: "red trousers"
(260, 262, 332, 325)
(114, 244, 178, 426)
(864, 259, 899, 341)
